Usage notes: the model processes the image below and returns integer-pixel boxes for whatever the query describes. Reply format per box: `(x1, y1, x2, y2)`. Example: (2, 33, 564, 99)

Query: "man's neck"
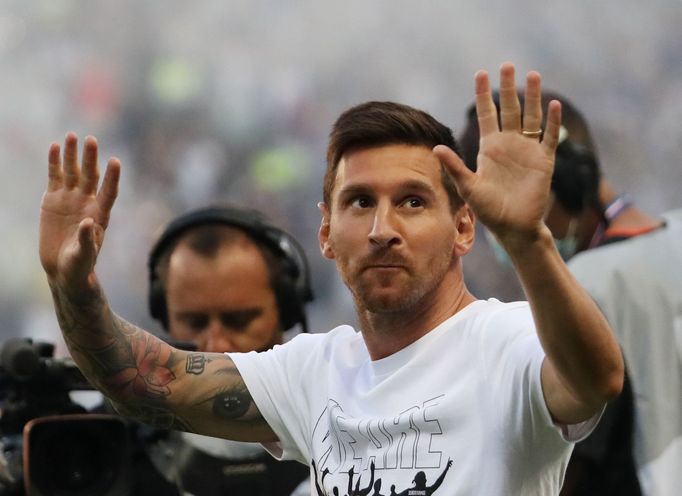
(357, 273, 476, 361)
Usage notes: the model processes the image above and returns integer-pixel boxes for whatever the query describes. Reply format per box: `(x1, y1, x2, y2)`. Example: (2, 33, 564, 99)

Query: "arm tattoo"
(212, 387, 251, 420)
(184, 354, 258, 421)
(50, 283, 184, 422)
(190, 364, 257, 421)
(100, 321, 179, 401)
(186, 353, 207, 375)
(213, 365, 255, 420)
(50, 282, 263, 431)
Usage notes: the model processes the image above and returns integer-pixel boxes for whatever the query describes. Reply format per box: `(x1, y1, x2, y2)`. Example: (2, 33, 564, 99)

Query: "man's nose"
(367, 203, 401, 248)
(204, 321, 236, 353)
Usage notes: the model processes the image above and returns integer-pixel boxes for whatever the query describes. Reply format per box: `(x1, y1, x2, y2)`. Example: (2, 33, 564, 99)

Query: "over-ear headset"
(147, 206, 314, 333)
(552, 127, 602, 216)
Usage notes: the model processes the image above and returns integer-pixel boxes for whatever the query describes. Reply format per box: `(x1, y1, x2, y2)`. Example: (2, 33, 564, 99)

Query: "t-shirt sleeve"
(228, 334, 321, 464)
(483, 303, 600, 448)
(523, 338, 602, 444)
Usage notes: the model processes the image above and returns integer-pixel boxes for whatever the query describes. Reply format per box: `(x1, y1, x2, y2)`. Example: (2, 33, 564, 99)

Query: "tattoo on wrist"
(51, 284, 108, 342)
(186, 353, 206, 375)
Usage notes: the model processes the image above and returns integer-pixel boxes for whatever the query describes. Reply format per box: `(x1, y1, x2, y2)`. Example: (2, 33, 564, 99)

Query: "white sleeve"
(521, 336, 602, 444)
(228, 334, 321, 464)
(483, 304, 601, 446)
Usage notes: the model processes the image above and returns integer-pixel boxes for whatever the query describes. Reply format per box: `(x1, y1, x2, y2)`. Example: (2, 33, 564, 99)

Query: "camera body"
(0, 338, 131, 496)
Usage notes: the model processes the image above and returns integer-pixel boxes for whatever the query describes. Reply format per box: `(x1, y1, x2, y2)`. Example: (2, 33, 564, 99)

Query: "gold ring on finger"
(521, 129, 543, 139)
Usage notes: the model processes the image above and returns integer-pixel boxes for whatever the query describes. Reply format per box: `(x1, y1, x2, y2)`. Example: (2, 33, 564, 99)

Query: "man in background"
(144, 205, 314, 495)
(460, 90, 681, 495)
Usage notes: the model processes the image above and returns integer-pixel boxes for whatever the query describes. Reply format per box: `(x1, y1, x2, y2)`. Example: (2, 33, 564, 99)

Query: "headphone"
(552, 127, 602, 216)
(147, 206, 314, 334)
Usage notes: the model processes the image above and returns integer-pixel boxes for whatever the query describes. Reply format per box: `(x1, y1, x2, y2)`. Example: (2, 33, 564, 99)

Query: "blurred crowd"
(1, 0, 681, 352)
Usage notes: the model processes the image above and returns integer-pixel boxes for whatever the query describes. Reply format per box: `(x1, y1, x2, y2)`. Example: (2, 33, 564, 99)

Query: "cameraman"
(142, 205, 313, 495)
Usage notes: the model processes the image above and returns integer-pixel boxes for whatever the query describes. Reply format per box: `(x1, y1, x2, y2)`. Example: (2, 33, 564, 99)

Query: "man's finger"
(47, 143, 64, 192)
(474, 71, 499, 137)
(542, 100, 562, 155)
(498, 62, 521, 132)
(523, 71, 543, 135)
(73, 218, 99, 281)
(63, 132, 79, 189)
(96, 158, 121, 223)
(433, 145, 474, 199)
(80, 136, 100, 195)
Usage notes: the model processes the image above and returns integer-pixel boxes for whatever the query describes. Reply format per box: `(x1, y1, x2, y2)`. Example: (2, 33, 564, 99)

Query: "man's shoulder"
(470, 298, 532, 323)
(455, 299, 536, 344)
(287, 325, 357, 344)
(570, 211, 682, 276)
(280, 325, 361, 357)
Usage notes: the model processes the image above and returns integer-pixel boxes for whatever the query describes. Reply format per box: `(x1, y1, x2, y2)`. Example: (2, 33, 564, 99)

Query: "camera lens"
(46, 432, 108, 490)
(24, 415, 131, 496)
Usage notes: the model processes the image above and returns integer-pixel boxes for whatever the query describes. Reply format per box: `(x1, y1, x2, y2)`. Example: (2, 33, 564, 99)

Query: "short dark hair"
(155, 224, 283, 297)
(324, 101, 463, 211)
(147, 206, 314, 333)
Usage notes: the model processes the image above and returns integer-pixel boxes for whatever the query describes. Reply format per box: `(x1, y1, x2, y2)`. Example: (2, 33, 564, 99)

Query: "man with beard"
(38, 63, 623, 495)
(142, 205, 313, 495)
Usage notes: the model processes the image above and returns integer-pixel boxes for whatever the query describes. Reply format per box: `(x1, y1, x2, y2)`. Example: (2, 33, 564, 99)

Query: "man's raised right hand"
(39, 132, 120, 293)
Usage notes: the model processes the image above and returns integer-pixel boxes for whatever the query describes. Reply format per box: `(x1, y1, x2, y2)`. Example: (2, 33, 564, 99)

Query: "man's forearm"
(49, 279, 189, 429)
(504, 227, 624, 409)
(48, 279, 273, 439)
(49, 275, 113, 347)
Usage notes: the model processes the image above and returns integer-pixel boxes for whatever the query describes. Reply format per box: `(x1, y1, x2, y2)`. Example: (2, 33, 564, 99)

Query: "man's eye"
(220, 315, 252, 330)
(351, 197, 372, 208)
(403, 197, 424, 208)
(186, 316, 209, 331)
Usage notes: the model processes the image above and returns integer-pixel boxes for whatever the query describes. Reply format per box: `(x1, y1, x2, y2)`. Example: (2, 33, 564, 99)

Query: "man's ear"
(317, 202, 335, 259)
(454, 205, 475, 257)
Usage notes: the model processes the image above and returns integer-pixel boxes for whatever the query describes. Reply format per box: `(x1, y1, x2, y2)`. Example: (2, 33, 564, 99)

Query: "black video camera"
(0, 338, 132, 496)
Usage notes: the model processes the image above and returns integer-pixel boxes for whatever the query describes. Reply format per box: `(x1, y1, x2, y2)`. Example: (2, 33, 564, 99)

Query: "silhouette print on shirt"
(313, 458, 453, 496)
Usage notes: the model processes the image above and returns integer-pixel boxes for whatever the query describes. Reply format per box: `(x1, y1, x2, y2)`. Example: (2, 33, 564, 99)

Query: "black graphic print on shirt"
(310, 396, 453, 495)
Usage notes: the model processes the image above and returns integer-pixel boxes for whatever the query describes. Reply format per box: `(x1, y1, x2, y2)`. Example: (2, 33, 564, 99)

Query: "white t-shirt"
(231, 299, 596, 495)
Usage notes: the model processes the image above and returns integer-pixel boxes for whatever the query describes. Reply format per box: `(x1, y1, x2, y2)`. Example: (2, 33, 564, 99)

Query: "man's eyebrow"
(397, 179, 438, 195)
(337, 179, 437, 197)
(175, 310, 207, 318)
(175, 308, 262, 318)
(220, 309, 262, 318)
(336, 184, 373, 198)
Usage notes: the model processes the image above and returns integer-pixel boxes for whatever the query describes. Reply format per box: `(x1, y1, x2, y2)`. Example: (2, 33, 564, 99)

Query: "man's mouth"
(363, 263, 406, 272)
